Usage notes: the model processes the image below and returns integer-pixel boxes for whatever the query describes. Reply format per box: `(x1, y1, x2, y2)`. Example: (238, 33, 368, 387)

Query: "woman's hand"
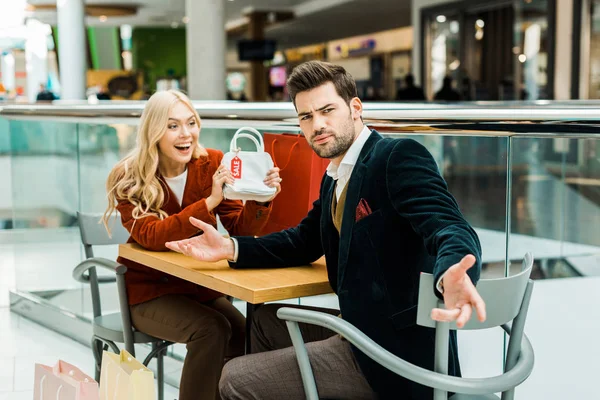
(207, 165, 234, 211)
(262, 167, 282, 202)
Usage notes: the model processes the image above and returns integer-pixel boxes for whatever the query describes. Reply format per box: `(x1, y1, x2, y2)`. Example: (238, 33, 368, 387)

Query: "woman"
(102, 90, 281, 400)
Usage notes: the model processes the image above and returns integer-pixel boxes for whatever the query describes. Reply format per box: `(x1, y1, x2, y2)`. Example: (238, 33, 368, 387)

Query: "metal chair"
(72, 211, 172, 400)
(278, 253, 535, 400)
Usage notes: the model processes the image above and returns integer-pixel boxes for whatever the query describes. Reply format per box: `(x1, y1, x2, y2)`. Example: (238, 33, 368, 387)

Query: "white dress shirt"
(326, 125, 371, 200)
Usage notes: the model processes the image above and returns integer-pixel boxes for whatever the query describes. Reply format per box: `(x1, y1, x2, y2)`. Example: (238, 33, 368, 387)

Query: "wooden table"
(119, 243, 333, 352)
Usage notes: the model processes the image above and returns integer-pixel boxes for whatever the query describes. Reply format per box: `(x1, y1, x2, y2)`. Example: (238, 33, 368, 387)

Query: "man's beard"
(309, 117, 355, 159)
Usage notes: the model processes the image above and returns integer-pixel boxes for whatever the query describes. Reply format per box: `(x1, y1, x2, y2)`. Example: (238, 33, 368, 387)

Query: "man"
(396, 74, 426, 101)
(36, 83, 56, 102)
(434, 76, 462, 102)
(96, 85, 112, 100)
(166, 61, 485, 399)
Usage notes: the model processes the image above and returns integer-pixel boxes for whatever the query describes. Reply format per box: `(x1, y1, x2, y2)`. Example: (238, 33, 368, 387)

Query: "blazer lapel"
(321, 176, 336, 234)
(337, 130, 382, 289)
(181, 156, 210, 208)
(320, 176, 340, 288)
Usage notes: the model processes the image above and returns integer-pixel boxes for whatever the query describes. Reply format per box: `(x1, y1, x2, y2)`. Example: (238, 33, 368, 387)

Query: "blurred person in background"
(434, 76, 462, 101)
(396, 74, 426, 101)
(36, 83, 56, 102)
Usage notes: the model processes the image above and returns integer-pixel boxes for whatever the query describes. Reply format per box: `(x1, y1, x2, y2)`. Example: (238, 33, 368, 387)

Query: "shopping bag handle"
(39, 375, 64, 400)
(231, 127, 264, 152)
(104, 360, 122, 400)
(270, 135, 300, 171)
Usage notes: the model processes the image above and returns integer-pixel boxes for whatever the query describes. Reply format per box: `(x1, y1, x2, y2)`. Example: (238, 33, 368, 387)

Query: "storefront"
(421, 0, 554, 101)
(284, 44, 326, 67)
(327, 27, 413, 100)
(573, 0, 600, 100)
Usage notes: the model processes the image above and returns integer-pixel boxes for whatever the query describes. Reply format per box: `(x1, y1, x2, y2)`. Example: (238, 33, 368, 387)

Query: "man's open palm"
(431, 254, 487, 328)
(165, 217, 233, 262)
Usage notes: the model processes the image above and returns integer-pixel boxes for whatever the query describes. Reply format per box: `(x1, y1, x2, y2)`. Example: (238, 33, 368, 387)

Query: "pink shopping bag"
(33, 360, 99, 400)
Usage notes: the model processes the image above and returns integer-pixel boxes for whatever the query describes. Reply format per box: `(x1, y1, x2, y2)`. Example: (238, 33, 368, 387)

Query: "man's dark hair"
(405, 74, 415, 86)
(286, 61, 357, 106)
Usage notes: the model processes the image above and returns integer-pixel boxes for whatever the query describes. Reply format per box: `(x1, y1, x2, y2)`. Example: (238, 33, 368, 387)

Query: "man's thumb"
(189, 217, 209, 230)
(457, 254, 476, 273)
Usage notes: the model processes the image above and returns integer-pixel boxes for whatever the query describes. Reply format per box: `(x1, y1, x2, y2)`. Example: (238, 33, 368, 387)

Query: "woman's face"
(157, 102, 200, 175)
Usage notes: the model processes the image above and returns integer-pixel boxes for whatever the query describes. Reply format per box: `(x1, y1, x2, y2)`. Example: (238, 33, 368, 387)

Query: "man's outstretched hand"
(165, 217, 234, 262)
(431, 254, 487, 328)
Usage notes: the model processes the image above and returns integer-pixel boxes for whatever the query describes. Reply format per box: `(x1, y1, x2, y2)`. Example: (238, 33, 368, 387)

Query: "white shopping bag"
(99, 350, 155, 400)
(221, 127, 276, 202)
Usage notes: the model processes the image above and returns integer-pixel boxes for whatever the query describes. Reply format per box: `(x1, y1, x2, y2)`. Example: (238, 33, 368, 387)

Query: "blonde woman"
(102, 90, 281, 400)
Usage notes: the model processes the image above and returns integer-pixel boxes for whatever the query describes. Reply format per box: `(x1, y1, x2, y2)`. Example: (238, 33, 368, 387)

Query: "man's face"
(295, 82, 360, 159)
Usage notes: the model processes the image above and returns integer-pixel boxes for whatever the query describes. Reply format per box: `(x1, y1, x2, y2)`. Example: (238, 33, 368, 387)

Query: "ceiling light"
(476, 19, 485, 28)
(436, 15, 447, 23)
(182, 16, 190, 24)
(518, 54, 527, 63)
(171, 22, 179, 28)
(99, 15, 107, 22)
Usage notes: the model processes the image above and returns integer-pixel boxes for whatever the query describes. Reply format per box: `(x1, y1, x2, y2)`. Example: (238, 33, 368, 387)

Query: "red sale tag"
(231, 156, 242, 179)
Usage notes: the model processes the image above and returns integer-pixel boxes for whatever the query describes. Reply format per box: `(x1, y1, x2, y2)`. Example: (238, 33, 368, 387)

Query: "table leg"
(245, 302, 262, 354)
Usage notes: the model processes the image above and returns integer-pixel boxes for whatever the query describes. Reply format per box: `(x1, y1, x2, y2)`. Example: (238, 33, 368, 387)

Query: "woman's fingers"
(264, 177, 283, 187)
(214, 166, 232, 180)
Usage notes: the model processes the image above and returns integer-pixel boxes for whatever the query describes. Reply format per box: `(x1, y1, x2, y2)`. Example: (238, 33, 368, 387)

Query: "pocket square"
(355, 198, 373, 222)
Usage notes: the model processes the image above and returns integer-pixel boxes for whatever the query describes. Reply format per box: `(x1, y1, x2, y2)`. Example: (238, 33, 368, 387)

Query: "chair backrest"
(417, 253, 534, 331)
(78, 212, 130, 253)
(417, 253, 535, 400)
(77, 211, 130, 319)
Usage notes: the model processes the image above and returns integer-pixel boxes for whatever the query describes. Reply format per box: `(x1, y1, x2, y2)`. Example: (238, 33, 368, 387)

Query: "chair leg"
(91, 337, 101, 382)
(157, 348, 165, 400)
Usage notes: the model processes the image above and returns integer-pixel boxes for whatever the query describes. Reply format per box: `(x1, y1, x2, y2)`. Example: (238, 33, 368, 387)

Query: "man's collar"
(326, 125, 371, 179)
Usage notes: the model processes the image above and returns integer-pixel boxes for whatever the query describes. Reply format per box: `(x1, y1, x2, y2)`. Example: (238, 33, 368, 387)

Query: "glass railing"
(1, 103, 599, 392)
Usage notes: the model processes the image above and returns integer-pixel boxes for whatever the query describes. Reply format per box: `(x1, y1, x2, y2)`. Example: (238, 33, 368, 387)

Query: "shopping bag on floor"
(33, 360, 99, 400)
(99, 349, 155, 400)
(221, 127, 277, 202)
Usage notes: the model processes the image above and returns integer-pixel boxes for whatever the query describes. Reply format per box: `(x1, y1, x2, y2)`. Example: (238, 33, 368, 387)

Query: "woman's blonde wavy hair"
(102, 90, 207, 235)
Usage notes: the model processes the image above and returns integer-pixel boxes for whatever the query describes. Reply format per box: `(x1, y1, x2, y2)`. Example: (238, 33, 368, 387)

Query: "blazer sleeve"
(231, 196, 324, 269)
(385, 139, 482, 296)
(117, 198, 217, 251)
(216, 199, 272, 237)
